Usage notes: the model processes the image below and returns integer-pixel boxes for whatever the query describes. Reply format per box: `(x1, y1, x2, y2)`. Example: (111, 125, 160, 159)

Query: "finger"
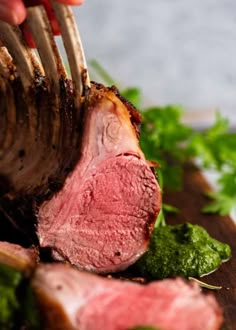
(43, 0, 61, 35)
(24, 0, 84, 7)
(20, 23, 36, 48)
(0, 0, 26, 25)
(24, 0, 61, 35)
(55, 0, 85, 5)
(22, 0, 84, 47)
(24, 0, 85, 36)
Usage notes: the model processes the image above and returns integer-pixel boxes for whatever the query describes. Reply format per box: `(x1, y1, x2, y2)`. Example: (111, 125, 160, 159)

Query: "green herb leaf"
(154, 209, 166, 228)
(140, 105, 192, 191)
(121, 87, 142, 108)
(89, 60, 116, 86)
(162, 203, 179, 214)
(203, 191, 236, 216)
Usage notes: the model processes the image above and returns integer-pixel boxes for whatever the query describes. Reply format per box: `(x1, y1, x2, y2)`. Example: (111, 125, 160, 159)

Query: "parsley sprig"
(187, 112, 236, 215)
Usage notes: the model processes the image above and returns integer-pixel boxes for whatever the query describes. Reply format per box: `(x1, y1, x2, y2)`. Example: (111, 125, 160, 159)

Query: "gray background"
(69, 0, 236, 128)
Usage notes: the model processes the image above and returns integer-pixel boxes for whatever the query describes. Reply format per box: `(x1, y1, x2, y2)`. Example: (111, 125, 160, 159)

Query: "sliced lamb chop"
(32, 263, 223, 330)
(38, 83, 161, 273)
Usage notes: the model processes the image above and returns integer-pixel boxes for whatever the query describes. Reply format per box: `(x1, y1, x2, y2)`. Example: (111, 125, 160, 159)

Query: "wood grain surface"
(164, 164, 236, 330)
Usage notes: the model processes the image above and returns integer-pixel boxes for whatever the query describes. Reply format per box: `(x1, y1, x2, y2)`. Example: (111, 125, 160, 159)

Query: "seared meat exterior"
(38, 83, 161, 273)
(32, 263, 223, 330)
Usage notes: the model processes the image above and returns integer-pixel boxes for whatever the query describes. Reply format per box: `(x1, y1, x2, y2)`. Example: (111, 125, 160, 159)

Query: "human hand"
(0, 0, 84, 25)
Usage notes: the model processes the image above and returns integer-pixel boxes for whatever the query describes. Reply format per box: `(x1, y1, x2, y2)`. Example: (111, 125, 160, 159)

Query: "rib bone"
(0, 47, 14, 77)
(0, 3, 90, 219)
(26, 5, 67, 95)
(0, 72, 16, 157)
(0, 22, 43, 91)
(51, 1, 90, 109)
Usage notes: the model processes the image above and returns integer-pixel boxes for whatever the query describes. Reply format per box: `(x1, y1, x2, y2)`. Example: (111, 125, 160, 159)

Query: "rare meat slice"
(37, 84, 161, 273)
(0, 241, 38, 275)
(32, 263, 223, 330)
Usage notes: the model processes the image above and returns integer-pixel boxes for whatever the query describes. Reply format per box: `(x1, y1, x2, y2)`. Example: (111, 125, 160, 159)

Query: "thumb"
(0, 0, 26, 25)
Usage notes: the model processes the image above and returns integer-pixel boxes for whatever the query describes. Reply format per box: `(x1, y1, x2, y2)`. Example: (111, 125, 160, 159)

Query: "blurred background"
(67, 0, 236, 128)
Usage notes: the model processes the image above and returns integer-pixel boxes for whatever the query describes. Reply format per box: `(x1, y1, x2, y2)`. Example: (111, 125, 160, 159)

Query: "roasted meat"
(0, 43, 161, 273)
(0, 3, 161, 273)
(32, 263, 223, 330)
(38, 83, 161, 273)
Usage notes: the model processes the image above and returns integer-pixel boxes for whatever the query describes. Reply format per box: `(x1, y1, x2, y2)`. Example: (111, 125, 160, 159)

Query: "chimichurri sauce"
(0, 264, 40, 329)
(0, 264, 22, 327)
(134, 223, 231, 279)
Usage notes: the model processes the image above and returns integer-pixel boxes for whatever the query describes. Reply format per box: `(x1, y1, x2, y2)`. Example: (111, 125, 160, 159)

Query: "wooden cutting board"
(164, 164, 236, 330)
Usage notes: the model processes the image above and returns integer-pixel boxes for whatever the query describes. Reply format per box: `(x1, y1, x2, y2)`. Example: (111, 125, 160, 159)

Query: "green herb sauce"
(0, 264, 22, 328)
(135, 223, 231, 279)
(0, 264, 40, 329)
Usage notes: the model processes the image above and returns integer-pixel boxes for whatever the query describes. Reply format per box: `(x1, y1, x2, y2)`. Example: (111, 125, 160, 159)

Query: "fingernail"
(0, 4, 22, 25)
